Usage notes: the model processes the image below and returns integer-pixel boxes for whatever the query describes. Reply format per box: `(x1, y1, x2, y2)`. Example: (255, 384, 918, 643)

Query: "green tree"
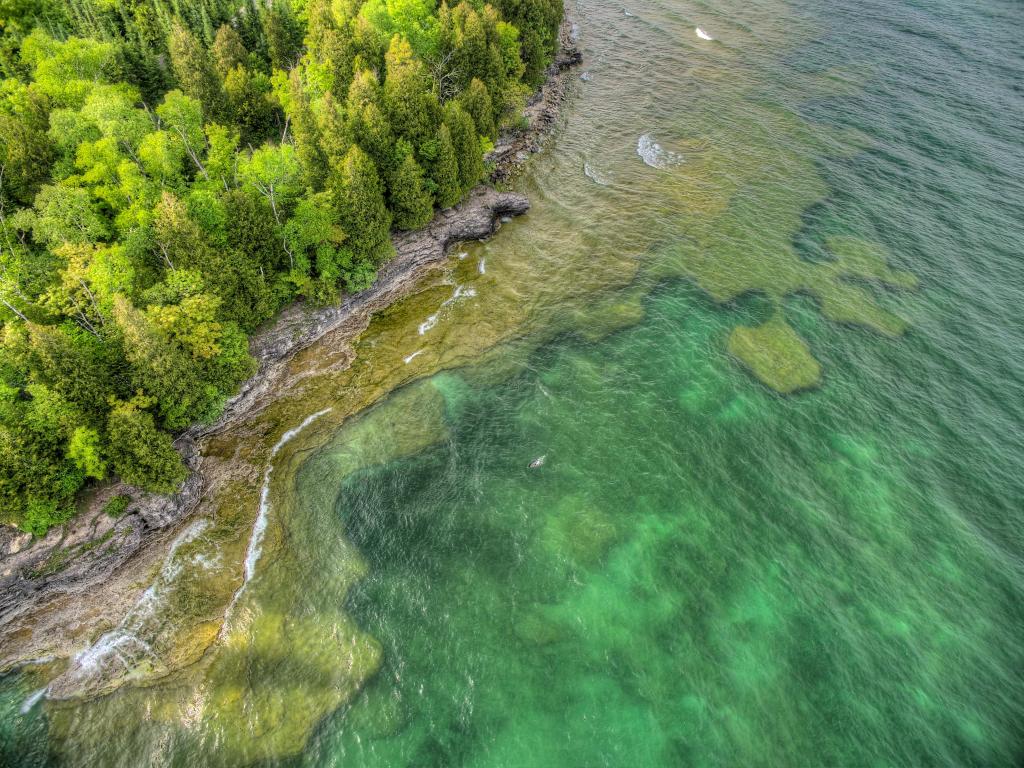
(106, 396, 186, 492)
(24, 185, 109, 248)
(359, 0, 439, 59)
(68, 426, 106, 479)
(430, 123, 460, 209)
(238, 143, 302, 224)
(212, 24, 248, 77)
(281, 68, 328, 188)
(216, 189, 283, 328)
(156, 90, 212, 182)
(0, 85, 56, 206)
(25, 322, 118, 423)
(329, 144, 392, 269)
(261, 1, 303, 70)
(153, 191, 210, 270)
(224, 65, 277, 145)
(389, 140, 433, 230)
(444, 102, 483, 193)
(316, 91, 352, 166)
(305, 0, 356, 101)
(383, 35, 439, 149)
(168, 20, 226, 121)
(281, 192, 347, 300)
(458, 78, 496, 140)
(20, 30, 116, 108)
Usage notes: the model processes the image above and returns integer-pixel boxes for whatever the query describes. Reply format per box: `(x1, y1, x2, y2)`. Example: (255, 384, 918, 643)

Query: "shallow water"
(4, 0, 1024, 764)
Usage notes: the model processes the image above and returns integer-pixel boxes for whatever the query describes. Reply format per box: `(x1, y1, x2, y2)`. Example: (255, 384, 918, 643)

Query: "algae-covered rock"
(573, 285, 647, 342)
(728, 317, 821, 394)
(541, 494, 618, 568)
(514, 605, 566, 646)
(206, 611, 382, 763)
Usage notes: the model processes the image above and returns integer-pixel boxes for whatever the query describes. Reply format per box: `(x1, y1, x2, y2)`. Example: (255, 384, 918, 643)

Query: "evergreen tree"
(214, 190, 282, 330)
(389, 140, 434, 230)
(430, 123, 461, 209)
(383, 35, 440, 149)
(224, 65, 277, 144)
(106, 396, 186, 492)
(285, 69, 328, 188)
(330, 145, 392, 268)
(352, 102, 395, 175)
(168, 20, 226, 121)
(0, 87, 56, 206)
(458, 78, 497, 141)
(212, 23, 248, 78)
(305, 0, 356, 101)
(261, 0, 303, 70)
(315, 92, 352, 166)
(444, 102, 483, 194)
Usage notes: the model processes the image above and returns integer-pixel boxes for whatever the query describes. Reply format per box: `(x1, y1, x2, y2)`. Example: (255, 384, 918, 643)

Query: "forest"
(0, 0, 562, 534)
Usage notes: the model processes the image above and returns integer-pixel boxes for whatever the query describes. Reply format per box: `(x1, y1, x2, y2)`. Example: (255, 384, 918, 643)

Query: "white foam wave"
(220, 408, 332, 632)
(584, 162, 612, 185)
(245, 409, 332, 584)
(418, 286, 477, 335)
(456, 251, 469, 260)
(56, 517, 214, 693)
(20, 687, 46, 714)
(695, 27, 714, 40)
(418, 314, 439, 335)
(637, 134, 684, 169)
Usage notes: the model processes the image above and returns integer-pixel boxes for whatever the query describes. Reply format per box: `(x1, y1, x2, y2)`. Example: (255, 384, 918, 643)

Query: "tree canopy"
(0, 0, 562, 533)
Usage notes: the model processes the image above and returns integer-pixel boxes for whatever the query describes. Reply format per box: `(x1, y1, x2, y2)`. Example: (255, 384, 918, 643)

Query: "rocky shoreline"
(0, 21, 581, 673)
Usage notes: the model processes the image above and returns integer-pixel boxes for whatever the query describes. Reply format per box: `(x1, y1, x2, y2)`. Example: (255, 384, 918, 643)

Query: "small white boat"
(695, 27, 713, 41)
(528, 456, 547, 469)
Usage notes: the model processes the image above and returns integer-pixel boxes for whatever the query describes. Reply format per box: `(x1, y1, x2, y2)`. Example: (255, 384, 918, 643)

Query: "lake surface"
(3, 0, 1024, 765)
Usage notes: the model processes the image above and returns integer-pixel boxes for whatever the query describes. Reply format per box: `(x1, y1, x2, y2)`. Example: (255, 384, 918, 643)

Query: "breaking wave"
(637, 134, 684, 169)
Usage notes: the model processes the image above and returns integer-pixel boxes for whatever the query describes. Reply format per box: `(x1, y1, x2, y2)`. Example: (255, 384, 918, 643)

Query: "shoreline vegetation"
(0, 4, 579, 678)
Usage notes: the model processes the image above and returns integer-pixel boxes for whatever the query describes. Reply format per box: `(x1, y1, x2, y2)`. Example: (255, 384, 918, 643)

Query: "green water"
(4, 0, 1024, 764)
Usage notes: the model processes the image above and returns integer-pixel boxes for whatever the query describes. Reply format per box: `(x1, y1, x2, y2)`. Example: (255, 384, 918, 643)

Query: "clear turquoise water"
(4, 0, 1024, 765)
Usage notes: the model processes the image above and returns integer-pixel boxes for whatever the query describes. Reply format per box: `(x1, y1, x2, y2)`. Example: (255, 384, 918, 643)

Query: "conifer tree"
(106, 396, 186, 492)
(457, 5, 488, 83)
(261, 1, 303, 70)
(431, 123, 461, 209)
(383, 35, 440, 148)
(330, 145, 392, 267)
(305, 0, 356, 101)
(444, 102, 483, 194)
(389, 140, 434, 230)
(458, 78, 497, 141)
(223, 65, 276, 144)
(212, 24, 248, 78)
(316, 92, 352, 166)
(168, 20, 226, 121)
(286, 69, 328, 188)
(353, 102, 395, 176)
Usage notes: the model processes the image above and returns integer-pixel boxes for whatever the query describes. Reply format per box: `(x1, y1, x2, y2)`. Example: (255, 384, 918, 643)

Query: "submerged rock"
(514, 606, 567, 646)
(727, 317, 822, 394)
(541, 494, 618, 568)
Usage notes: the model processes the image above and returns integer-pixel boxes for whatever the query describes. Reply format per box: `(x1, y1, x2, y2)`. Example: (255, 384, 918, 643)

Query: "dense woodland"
(0, 0, 562, 534)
